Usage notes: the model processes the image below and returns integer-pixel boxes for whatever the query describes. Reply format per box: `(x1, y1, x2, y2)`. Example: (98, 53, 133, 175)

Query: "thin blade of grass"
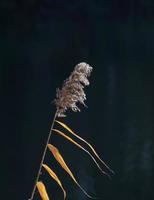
(42, 164, 66, 199)
(48, 144, 95, 199)
(52, 128, 110, 178)
(55, 120, 114, 174)
(36, 182, 49, 200)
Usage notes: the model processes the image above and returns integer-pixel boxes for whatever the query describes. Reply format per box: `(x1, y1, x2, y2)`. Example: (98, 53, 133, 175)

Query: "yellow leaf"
(42, 164, 66, 199)
(55, 120, 114, 174)
(48, 144, 95, 199)
(52, 128, 110, 178)
(36, 182, 49, 200)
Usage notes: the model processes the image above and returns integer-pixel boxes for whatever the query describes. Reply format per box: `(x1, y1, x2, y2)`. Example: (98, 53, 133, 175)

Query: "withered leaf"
(36, 181, 49, 200)
(55, 120, 114, 174)
(42, 164, 66, 199)
(48, 144, 94, 199)
(52, 128, 110, 177)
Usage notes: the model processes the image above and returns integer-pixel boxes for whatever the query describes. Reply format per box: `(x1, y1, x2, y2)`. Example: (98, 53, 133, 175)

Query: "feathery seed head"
(55, 62, 92, 117)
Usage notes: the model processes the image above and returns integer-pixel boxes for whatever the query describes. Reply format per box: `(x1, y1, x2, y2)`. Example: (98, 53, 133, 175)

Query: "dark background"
(0, 0, 154, 200)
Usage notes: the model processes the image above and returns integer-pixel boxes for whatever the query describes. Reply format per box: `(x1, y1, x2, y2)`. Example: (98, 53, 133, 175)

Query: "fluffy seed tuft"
(55, 62, 92, 117)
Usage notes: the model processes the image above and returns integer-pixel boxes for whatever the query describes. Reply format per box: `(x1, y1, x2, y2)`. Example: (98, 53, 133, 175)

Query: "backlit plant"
(29, 62, 114, 200)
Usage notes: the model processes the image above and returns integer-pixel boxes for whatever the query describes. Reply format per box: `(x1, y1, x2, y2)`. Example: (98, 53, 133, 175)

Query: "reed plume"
(55, 62, 92, 117)
(29, 62, 113, 200)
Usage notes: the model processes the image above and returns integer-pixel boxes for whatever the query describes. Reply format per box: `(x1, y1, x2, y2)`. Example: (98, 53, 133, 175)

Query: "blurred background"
(0, 0, 154, 199)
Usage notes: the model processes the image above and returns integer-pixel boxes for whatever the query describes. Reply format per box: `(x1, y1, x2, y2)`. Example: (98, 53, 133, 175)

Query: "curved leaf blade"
(36, 182, 49, 200)
(52, 128, 110, 178)
(48, 144, 95, 199)
(42, 164, 66, 199)
(55, 120, 114, 174)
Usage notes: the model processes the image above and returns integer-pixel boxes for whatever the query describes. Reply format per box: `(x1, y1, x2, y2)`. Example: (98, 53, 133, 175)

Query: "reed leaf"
(42, 164, 66, 199)
(55, 120, 114, 174)
(52, 128, 110, 178)
(36, 182, 49, 200)
(48, 144, 95, 199)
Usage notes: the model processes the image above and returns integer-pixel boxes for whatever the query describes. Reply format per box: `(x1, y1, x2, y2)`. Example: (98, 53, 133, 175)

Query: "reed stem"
(29, 111, 57, 200)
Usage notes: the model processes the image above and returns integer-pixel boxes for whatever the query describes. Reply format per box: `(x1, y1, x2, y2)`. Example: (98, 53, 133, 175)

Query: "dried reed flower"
(55, 62, 93, 117)
(29, 62, 113, 200)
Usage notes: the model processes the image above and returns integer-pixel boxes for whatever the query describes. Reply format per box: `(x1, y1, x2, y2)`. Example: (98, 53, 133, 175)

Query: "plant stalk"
(29, 111, 57, 200)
